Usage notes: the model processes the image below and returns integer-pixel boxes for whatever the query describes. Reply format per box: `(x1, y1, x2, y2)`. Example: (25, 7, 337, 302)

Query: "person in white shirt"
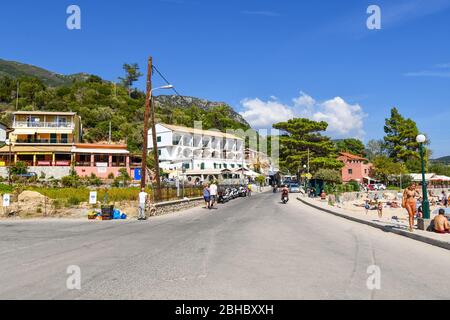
(138, 188, 148, 220)
(209, 182, 218, 208)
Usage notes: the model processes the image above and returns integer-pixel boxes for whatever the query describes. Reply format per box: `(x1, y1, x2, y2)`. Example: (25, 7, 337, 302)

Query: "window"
(201, 163, 205, 170)
(348, 169, 353, 175)
(157, 136, 162, 143)
(158, 150, 162, 156)
(61, 134, 68, 144)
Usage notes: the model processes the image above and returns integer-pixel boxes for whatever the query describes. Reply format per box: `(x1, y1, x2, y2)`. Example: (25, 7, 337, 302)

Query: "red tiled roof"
(338, 152, 367, 161)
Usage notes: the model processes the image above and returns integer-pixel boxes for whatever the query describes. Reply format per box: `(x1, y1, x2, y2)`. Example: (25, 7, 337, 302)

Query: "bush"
(347, 180, 361, 192)
(61, 172, 81, 188)
(67, 196, 81, 207)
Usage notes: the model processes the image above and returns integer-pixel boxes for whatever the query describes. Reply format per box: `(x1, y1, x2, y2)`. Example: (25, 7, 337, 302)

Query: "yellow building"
(0, 111, 82, 167)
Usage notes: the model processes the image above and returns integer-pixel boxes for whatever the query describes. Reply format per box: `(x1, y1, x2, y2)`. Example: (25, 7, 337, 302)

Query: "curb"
(297, 197, 450, 251)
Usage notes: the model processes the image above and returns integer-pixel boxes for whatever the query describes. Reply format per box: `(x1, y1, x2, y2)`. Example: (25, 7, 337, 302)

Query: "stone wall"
(0, 166, 71, 179)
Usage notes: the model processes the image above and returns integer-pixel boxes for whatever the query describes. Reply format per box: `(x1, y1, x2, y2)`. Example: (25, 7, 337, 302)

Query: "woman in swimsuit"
(403, 183, 420, 232)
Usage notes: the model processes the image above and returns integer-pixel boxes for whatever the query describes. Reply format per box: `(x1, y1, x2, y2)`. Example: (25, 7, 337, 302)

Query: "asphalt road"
(1, 191, 450, 300)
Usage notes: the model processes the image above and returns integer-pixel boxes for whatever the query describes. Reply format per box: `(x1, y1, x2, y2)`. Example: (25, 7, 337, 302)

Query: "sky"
(1, 0, 450, 156)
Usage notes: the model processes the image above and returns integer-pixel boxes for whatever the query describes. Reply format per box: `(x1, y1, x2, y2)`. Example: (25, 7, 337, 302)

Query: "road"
(1, 191, 450, 300)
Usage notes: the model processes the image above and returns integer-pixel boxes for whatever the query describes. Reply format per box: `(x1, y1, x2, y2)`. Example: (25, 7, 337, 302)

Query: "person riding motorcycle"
(281, 185, 289, 201)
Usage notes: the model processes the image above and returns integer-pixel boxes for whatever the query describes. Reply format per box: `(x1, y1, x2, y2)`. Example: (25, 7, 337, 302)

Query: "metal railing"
(13, 121, 75, 129)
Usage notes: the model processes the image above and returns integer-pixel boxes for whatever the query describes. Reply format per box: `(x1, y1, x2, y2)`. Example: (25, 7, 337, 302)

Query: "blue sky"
(1, 0, 450, 156)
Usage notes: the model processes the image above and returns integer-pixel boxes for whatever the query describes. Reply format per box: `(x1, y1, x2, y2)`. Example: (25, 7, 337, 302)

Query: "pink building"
(73, 143, 134, 179)
(338, 152, 373, 183)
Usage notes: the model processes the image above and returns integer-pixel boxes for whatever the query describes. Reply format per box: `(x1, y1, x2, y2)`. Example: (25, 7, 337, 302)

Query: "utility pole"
(16, 82, 19, 110)
(141, 57, 152, 190)
(108, 121, 112, 144)
(150, 93, 162, 200)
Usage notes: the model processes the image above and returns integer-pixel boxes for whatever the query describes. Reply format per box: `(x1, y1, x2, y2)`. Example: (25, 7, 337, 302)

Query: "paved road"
(1, 192, 450, 300)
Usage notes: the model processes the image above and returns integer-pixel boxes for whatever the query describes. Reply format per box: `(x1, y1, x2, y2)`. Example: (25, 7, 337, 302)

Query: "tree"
(365, 139, 386, 161)
(371, 156, 407, 185)
(119, 63, 143, 97)
(273, 118, 344, 174)
(384, 107, 424, 170)
(313, 169, 342, 184)
(335, 138, 366, 156)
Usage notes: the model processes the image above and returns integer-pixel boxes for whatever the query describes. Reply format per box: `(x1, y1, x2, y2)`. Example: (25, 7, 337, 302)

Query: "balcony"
(13, 121, 75, 129)
(15, 138, 70, 144)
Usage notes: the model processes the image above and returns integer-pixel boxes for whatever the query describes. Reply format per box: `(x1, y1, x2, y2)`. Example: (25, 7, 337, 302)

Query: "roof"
(409, 173, 436, 182)
(13, 111, 77, 116)
(72, 143, 129, 154)
(158, 123, 243, 140)
(430, 175, 450, 181)
(338, 152, 368, 161)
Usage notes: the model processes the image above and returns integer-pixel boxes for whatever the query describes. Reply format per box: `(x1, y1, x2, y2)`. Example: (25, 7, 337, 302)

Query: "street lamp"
(416, 134, 430, 220)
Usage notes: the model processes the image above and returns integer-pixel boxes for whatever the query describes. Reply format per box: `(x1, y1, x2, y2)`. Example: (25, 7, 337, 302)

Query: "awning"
(71, 148, 129, 155)
(430, 175, 450, 182)
(0, 145, 72, 153)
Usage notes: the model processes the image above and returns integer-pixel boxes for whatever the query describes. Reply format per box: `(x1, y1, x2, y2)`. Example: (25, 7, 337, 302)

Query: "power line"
(152, 65, 192, 106)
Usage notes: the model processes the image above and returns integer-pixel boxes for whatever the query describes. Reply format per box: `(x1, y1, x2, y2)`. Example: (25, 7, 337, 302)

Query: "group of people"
(402, 183, 450, 233)
(202, 182, 218, 209)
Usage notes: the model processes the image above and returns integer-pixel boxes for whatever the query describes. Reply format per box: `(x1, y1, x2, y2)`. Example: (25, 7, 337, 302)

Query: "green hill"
(0, 59, 76, 87)
(432, 156, 450, 165)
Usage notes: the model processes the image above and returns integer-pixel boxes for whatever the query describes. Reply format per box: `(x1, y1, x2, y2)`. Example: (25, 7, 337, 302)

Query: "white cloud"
(293, 91, 316, 108)
(239, 98, 294, 128)
(239, 91, 366, 139)
(310, 97, 366, 138)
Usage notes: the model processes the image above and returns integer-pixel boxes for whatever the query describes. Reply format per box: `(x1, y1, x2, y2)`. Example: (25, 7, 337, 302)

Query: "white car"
(373, 183, 386, 191)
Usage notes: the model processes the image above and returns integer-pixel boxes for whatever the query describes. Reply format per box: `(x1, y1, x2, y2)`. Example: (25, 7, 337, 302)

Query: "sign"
(89, 192, 97, 205)
(3, 194, 10, 207)
(301, 173, 313, 180)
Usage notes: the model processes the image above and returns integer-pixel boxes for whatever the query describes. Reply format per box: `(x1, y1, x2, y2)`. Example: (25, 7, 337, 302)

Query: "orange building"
(337, 152, 373, 183)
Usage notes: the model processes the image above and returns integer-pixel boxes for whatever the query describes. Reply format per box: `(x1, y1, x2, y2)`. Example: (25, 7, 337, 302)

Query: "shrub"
(67, 196, 81, 207)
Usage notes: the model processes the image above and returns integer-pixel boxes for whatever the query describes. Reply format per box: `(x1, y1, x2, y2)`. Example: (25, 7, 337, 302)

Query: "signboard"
(97, 167, 107, 174)
(301, 173, 313, 180)
(3, 194, 10, 207)
(89, 192, 97, 205)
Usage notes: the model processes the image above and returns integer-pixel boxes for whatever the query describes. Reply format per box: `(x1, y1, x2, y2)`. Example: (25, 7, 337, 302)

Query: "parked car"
(289, 183, 302, 193)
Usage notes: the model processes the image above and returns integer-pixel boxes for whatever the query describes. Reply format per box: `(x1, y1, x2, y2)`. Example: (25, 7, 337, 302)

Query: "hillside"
(432, 156, 450, 165)
(0, 59, 76, 87)
(0, 59, 250, 152)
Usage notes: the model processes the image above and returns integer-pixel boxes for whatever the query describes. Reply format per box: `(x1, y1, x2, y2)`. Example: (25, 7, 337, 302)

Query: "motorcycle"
(282, 195, 289, 204)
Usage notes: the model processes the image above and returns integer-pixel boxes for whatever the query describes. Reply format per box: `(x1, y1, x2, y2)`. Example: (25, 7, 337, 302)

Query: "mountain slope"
(154, 95, 249, 127)
(432, 156, 450, 165)
(0, 59, 76, 86)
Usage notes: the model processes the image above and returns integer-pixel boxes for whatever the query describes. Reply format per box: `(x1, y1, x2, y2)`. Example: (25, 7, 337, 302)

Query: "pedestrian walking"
(138, 188, 148, 221)
(209, 181, 218, 208)
(247, 183, 252, 197)
(402, 183, 420, 232)
(203, 184, 211, 209)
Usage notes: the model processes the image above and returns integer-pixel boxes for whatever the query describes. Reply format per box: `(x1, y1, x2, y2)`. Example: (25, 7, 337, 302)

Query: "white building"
(148, 124, 245, 173)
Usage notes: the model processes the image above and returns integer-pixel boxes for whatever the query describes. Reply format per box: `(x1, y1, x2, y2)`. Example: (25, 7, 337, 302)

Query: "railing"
(15, 139, 70, 144)
(13, 121, 75, 129)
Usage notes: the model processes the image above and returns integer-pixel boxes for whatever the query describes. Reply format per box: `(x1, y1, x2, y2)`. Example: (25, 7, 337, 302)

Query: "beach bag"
(113, 209, 121, 220)
(121, 213, 127, 220)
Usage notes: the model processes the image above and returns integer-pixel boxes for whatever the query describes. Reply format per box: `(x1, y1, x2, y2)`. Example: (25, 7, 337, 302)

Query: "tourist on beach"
(434, 209, 450, 234)
(209, 181, 218, 208)
(138, 188, 148, 221)
(441, 191, 448, 207)
(402, 183, 420, 232)
(364, 199, 370, 214)
(203, 184, 211, 209)
(377, 201, 383, 218)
